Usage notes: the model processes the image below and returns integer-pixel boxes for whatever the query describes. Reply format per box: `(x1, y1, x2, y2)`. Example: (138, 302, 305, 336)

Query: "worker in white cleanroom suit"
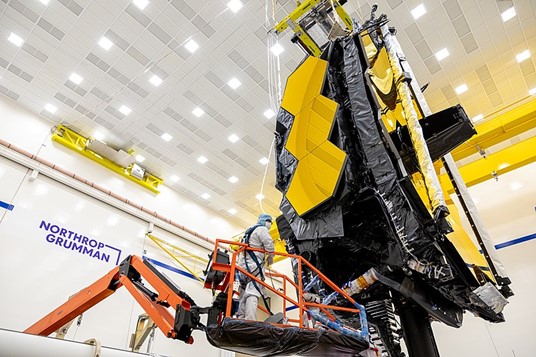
(236, 213, 275, 320)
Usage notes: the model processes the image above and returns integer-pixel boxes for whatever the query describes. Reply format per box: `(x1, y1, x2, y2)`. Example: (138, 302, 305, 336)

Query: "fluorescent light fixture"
(227, 0, 243, 13)
(455, 84, 468, 95)
(93, 131, 105, 141)
(229, 176, 239, 183)
(255, 193, 265, 200)
(516, 49, 530, 63)
(201, 193, 211, 200)
(228, 134, 240, 143)
(263, 109, 275, 119)
(98, 36, 113, 50)
(197, 156, 208, 164)
(133, 0, 149, 10)
(184, 39, 199, 53)
(170, 175, 180, 182)
(161, 132, 173, 142)
(501, 6, 516, 22)
(271, 43, 284, 56)
(192, 107, 204, 117)
(435, 48, 449, 61)
(149, 74, 163, 86)
(529, 87, 536, 95)
(259, 157, 269, 165)
(411, 4, 426, 20)
(119, 105, 132, 115)
(8, 33, 23, 47)
(472, 114, 483, 122)
(44, 103, 57, 113)
(228, 208, 237, 215)
(39, 0, 50, 4)
(135, 155, 145, 163)
(69, 73, 83, 85)
(228, 77, 241, 89)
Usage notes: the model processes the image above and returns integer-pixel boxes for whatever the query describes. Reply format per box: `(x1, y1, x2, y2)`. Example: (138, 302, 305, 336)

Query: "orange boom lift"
(25, 242, 372, 356)
(25, 255, 213, 344)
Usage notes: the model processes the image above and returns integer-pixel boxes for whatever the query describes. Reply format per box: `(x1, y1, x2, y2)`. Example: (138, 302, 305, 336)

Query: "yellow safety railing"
(146, 234, 208, 282)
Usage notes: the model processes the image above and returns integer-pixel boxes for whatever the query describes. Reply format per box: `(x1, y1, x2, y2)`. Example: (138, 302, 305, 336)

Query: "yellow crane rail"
(452, 98, 536, 162)
(51, 125, 163, 193)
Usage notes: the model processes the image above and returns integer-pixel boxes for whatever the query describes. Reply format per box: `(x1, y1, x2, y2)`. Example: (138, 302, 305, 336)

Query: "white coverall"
(236, 225, 274, 320)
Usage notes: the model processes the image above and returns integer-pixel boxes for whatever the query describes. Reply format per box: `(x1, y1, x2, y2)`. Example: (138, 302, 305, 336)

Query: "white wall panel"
(433, 161, 536, 356)
(434, 239, 536, 357)
(0, 157, 29, 220)
(0, 162, 220, 356)
(0, 98, 53, 154)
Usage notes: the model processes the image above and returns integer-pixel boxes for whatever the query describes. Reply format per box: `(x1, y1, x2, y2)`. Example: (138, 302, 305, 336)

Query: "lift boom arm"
(25, 255, 207, 344)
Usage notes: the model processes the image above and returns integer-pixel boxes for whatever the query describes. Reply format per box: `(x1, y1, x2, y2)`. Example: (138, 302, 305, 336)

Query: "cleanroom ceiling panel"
(0, 0, 535, 228)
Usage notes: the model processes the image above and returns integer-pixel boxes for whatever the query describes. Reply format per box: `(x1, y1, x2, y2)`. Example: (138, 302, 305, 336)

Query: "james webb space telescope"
(270, 1, 512, 356)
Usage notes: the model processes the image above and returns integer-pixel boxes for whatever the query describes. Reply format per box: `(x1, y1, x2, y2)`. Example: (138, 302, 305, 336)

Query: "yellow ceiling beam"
(441, 135, 536, 192)
(452, 98, 536, 161)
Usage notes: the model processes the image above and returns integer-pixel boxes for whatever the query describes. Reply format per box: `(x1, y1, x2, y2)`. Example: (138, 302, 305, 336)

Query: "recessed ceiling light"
(228, 77, 241, 89)
(170, 175, 180, 182)
(228, 134, 240, 143)
(119, 105, 132, 115)
(411, 4, 426, 20)
(529, 87, 536, 95)
(229, 176, 239, 183)
(472, 114, 483, 122)
(44, 103, 57, 113)
(255, 193, 265, 200)
(39, 0, 50, 4)
(455, 84, 468, 95)
(8, 33, 23, 47)
(510, 182, 523, 191)
(161, 132, 173, 142)
(264, 109, 275, 119)
(201, 193, 211, 200)
(228, 208, 237, 215)
(501, 6, 516, 22)
(227, 0, 243, 13)
(197, 156, 208, 164)
(259, 157, 269, 165)
(93, 131, 105, 141)
(270, 43, 284, 56)
(516, 49, 530, 63)
(192, 107, 204, 117)
(149, 74, 163, 86)
(434, 48, 449, 61)
(135, 155, 145, 163)
(133, 0, 149, 10)
(184, 39, 199, 53)
(98, 36, 114, 50)
(69, 73, 83, 85)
